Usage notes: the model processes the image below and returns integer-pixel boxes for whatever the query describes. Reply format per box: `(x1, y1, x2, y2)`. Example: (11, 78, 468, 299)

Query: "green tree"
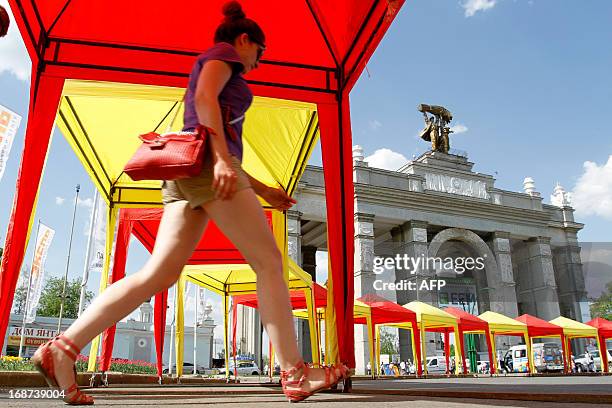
(0, 247, 3, 261)
(36, 277, 94, 319)
(379, 327, 399, 355)
(590, 281, 612, 321)
(11, 264, 31, 315)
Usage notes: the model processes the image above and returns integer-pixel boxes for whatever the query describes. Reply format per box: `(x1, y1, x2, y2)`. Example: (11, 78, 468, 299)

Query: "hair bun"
(222, 1, 246, 21)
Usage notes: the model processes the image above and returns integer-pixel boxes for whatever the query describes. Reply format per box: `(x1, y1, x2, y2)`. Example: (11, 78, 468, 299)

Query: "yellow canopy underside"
(550, 316, 598, 338)
(182, 256, 311, 296)
(57, 80, 319, 207)
(293, 299, 371, 320)
(479, 311, 528, 335)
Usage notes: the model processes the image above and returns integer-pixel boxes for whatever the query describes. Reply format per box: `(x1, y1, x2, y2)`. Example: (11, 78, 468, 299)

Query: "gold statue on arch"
(418, 104, 453, 153)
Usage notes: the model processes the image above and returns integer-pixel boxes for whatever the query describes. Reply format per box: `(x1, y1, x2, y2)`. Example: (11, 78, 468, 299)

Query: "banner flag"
(25, 223, 55, 323)
(0, 104, 22, 182)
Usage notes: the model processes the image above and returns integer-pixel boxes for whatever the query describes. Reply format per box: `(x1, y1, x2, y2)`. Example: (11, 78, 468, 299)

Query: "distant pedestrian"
(585, 350, 595, 372)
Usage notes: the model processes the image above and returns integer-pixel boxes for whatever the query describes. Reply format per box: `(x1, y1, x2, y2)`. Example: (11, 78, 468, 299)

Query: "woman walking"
(32, 1, 348, 404)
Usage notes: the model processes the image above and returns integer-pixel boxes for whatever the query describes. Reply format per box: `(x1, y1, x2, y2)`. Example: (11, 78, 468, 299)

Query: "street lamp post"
(57, 184, 80, 333)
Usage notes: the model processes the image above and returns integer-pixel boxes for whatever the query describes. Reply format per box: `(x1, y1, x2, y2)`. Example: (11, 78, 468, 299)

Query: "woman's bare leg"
(202, 188, 339, 391)
(37, 201, 209, 394)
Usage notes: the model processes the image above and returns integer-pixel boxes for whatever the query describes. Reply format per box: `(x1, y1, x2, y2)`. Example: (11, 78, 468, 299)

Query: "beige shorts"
(161, 152, 252, 209)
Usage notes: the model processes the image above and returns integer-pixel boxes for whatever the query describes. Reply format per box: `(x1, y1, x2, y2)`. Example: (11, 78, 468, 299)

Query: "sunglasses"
(256, 45, 265, 62)
(250, 36, 266, 62)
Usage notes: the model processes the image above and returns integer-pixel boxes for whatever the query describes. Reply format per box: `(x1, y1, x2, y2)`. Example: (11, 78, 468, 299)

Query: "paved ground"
(2, 393, 611, 408)
(353, 374, 612, 394)
(1, 375, 611, 407)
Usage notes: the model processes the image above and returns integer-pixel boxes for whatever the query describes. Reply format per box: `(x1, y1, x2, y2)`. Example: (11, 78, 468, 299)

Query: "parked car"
(162, 362, 205, 375)
(219, 361, 260, 376)
(574, 349, 612, 372)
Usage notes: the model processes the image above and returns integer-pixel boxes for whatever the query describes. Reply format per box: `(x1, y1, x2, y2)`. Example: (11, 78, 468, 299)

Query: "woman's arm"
(244, 172, 270, 196)
(245, 172, 297, 211)
(194, 59, 237, 200)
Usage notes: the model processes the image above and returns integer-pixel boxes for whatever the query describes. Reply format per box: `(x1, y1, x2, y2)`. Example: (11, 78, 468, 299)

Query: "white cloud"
(77, 197, 94, 208)
(450, 123, 468, 134)
(365, 148, 409, 171)
(368, 119, 382, 131)
(571, 155, 612, 220)
(462, 0, 497, 17)
(55, 196, 65, 205)
(0, 1, 31, 81)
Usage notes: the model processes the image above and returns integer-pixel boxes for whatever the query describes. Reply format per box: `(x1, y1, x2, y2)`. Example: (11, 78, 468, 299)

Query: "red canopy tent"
(515, 314, 566, 373)
(356, 293, 423, 377)
(442, 307, 495, 375)
(234, 282, 328, 311)
(99, 208, 271, 378)
(586, 317, 612, 373)
(0, 1, 407, 369)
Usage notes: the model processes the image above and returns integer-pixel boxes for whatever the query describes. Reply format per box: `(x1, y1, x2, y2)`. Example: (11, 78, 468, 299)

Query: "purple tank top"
(183, 42, 253, 162)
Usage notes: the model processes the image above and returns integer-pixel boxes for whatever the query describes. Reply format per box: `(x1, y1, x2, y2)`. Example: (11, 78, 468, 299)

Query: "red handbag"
(123, 125, 215, 181)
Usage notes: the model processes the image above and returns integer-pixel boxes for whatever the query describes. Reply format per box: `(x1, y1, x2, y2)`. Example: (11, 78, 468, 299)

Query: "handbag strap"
(164, 92, 186, 133)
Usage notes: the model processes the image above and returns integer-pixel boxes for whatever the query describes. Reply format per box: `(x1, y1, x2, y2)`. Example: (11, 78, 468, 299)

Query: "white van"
(501, 342, 563, 373)
(502, 345, 529, 373)
(425, 356, 448, 373)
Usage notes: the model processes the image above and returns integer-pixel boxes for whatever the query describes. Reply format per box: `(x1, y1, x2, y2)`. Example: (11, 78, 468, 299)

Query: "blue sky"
(1, 0, 612, 332)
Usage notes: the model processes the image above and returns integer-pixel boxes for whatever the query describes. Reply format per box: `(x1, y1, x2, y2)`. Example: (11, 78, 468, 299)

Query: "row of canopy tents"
(0, 0, 410, 374)
(161, 273, 612, 379)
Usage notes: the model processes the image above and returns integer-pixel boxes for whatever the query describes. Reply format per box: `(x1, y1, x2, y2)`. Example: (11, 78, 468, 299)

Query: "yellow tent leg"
(272, 210, 289, 284)
(223, 293, 230, 382)
(525, 334, 534, 375)
(88, 204, 117, 372)
(420, 323, 428, 376)
(453, 324, 462, 376)
(304, 287, 320, 366)
(375, 325, 381, 377)
(566, 336, 573, 374)
(365, 313, 375, 378)
(270, 342, 275, 379)
(489, 331, 498, 373)
(314, 310, 322, 364)
(324, 252, 339, 366)
(410, 325, 419, 377)
(175, 274, 185, 378)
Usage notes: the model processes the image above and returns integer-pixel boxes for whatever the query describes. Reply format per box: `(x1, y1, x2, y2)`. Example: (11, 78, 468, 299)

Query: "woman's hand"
(261, 186, 297, 211)
(212, 158, 238, 200)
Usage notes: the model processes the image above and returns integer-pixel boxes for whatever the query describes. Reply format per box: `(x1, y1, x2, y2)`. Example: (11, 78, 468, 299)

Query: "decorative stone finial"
(523, 177, 540, 197)
(353, 145, 365, 162)
(551, 182, 572, 207)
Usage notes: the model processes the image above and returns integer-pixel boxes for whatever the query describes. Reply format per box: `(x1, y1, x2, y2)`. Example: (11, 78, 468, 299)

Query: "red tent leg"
(458, 329, 467, 374)
(444, 331, 450, 374)
(99, 211, 133, 372)
(317, 97, 355, 369)
(0, 71, 64, 350)
(413, 322, 423, 377)
(484, 330, 496, 375)
(154, 290, 169, 379)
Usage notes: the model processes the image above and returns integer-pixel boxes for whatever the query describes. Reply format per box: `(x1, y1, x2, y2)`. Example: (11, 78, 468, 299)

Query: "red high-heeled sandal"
(31, 334, 94, 405)
(280, 360, 349, 403)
